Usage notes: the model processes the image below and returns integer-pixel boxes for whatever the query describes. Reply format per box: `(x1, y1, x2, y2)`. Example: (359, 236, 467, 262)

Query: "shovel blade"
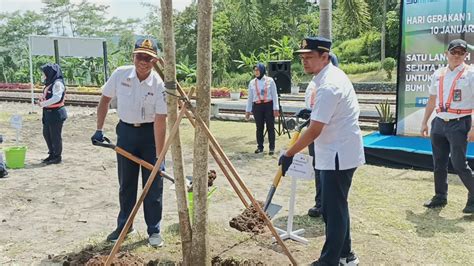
(265, 202, 282, 219)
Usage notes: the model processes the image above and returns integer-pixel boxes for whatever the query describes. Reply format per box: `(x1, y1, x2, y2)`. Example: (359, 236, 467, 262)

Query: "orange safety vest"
(255, 77, 271, 103)
(43, 83, 65, 109)
(436, 65, 471, 115)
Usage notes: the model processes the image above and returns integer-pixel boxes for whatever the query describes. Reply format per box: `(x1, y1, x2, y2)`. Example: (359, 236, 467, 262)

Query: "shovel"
(92, 137, 190, 189)
(263, 119, 311, 212)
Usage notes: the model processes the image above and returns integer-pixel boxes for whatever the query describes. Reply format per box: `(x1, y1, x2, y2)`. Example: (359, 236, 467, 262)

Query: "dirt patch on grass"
(212, 256, 264, 265)
(229, 201, 268, 234)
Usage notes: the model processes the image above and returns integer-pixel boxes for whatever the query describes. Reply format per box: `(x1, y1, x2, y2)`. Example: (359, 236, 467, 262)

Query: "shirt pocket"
(143, 94, 156, 117)
(456, 79, 472, 102)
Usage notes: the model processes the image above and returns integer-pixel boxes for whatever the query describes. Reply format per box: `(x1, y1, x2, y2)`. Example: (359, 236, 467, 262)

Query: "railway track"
(0, 95, 98, 107)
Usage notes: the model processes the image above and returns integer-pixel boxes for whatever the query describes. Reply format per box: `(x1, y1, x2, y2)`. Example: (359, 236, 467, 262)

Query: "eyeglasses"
(135, 53, 154, 62)
(449, 49, 467, 56)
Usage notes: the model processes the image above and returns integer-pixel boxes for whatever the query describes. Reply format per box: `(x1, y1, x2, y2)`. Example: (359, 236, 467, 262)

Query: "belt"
(254, 100, 273, 105)
(120, 120, 154, 127)
(437, 115, 470, 123)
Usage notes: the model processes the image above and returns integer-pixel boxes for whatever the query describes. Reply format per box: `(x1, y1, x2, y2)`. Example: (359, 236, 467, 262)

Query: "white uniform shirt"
(102, 66, 167, 123)
(304, 80, 317, 110)
(245, 75, 279, 112)
(40, 81, 65, 108)
(429, 64, 474, 120)
(310, 63, 365, 170)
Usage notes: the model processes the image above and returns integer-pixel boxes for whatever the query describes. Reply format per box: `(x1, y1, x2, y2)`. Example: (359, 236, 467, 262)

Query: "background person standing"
(245, 63, 280, 155)
(38, 63, 67, 165)
(421, 39, 474, 214)
(91, 38, 167, 247)
(279, 37, 364, 266)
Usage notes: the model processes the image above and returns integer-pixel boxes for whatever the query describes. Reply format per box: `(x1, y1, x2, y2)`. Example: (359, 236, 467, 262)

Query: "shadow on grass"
(405, 209, 473, 238)
(272, 214, 324, 239)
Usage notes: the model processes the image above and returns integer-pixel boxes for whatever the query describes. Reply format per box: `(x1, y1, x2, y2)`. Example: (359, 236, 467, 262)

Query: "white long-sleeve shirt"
(40, 81, 65, 108)
(245, 75, 279, 112)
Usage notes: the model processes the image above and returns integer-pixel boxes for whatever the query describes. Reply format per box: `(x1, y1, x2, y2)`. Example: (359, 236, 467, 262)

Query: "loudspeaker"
(268, 60, 291, 94)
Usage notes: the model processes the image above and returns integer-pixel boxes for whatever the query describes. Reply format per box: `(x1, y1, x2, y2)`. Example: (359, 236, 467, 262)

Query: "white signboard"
(10, 115, 22, 130)
(283, 152, 314, 180)
(29, 35, 105, 57)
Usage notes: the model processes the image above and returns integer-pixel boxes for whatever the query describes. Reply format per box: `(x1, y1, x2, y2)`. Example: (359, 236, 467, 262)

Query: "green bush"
(382, 57, 396, 80)
(339, 62, 380, 74)
(332, 31, 381, 63)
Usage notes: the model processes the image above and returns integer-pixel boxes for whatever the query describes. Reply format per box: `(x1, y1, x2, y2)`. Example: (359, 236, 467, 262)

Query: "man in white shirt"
(421, 39, 474, 213)
(91, 38, 167, 247)
(279, 37, 365, 266)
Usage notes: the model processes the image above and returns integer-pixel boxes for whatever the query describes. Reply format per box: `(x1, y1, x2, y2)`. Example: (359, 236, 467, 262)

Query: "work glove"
(91, 130, 104, 144)
(278, 154, 294, 176)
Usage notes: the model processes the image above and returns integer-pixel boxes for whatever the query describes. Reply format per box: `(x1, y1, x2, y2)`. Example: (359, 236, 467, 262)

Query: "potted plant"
(375, 99, 395, 135)
(229, 86, 242, 101)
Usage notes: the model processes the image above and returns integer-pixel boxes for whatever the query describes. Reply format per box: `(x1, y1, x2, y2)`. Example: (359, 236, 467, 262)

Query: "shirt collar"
(128, 67, 154, 86)
(312, 62, 332, 86)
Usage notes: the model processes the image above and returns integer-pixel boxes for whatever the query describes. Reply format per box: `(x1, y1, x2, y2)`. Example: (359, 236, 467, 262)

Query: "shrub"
(339, 62, 380, 74)
(382, 57, 396, 80)
(375, 99, 394, 123)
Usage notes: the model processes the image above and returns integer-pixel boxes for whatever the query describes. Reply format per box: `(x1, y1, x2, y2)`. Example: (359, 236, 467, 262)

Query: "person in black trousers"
(245, 63, 280, 155)
(38, 63, 67, 165)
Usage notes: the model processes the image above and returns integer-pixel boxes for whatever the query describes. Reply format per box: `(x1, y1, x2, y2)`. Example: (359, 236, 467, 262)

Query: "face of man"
(299, 51, 329, 75)
(133, 53, 154, 79)
(446, 47, 467, 68)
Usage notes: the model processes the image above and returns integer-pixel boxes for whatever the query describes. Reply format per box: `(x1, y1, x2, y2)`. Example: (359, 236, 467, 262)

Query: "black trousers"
(252, 101, 275, 150)
(430, 116, 474, 199)
(308, 142, 322, 208)
(116, 121, 164, 236)
(42, 107, 67, 158)
(319, 154, 356, 265)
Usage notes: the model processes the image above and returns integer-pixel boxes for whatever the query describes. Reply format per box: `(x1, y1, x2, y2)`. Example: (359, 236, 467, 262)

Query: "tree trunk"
(160, 1, 193, 265)
(191, 0, 213, 265)
(318, 0, 332, 39)
(381, 0, 387, 61)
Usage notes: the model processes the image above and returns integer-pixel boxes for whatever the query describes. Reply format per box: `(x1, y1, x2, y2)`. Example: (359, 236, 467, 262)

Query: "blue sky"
(0, 0, 194, 19)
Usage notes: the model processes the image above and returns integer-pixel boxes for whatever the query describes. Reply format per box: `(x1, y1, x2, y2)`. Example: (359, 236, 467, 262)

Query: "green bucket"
(4, 146, 27, 169)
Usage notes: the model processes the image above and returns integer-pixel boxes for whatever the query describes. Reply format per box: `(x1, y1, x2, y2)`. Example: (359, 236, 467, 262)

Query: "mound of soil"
(57, 248, 144, 266)
(212, 256, 264, 266)
(229, 201, 268, 234)
(188, 169, 217, 192)
(85, 252, 144, 266)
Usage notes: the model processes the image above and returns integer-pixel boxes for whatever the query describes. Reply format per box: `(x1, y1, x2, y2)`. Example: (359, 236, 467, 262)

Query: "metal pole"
(53, 40, 60, 65)
(28, 36, 35, 112)
(102, 41, 108, 81)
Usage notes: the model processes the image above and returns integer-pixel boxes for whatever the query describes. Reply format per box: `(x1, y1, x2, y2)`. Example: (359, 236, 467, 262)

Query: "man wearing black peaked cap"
(279, 36, 365, 266)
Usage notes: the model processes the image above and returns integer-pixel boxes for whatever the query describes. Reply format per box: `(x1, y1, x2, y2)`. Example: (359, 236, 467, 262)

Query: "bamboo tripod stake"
(104, 60, 297, 265)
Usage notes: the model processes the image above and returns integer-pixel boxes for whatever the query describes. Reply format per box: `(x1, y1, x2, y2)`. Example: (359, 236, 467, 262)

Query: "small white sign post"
(274, 151, 314, 245)
(10, 115, 23, 145)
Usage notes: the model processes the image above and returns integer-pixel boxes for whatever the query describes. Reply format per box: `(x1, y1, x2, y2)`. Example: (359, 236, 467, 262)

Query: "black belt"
(254, 100, 273, 105)
(437, 115, 470, 123)
(120, 120, 154, 127)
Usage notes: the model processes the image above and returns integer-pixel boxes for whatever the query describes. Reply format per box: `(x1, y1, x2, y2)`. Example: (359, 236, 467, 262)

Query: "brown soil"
(187, 169, 217, 192)
(229, 201, 268, 234)
(212, 256, 264, 266)
(85, 252, 144, 266)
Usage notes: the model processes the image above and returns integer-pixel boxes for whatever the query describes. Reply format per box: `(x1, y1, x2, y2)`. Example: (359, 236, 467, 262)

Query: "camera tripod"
(265, 95, 291, 139)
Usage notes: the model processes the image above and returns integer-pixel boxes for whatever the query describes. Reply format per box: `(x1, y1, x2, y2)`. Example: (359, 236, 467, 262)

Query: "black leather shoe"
(308, 205, 322, 217)
(462, 198, 474, 214)
(106, 227, 136, 242)
(42, 155, 54, 163)
(269, 150, 275, 155)
(423, 196, 447, 208)
(45, 156, 62, 165)
(0, 169, 8, 178)
(254, 149, 263, 154)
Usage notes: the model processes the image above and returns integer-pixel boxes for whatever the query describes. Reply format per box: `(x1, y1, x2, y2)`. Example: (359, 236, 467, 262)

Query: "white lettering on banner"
(406, 64, 440, 72)
(407, 16, 425, 24)
(431, 24, 474, 35)
(406, 74, 432, 82)
(426, 13, 470, 24)
(405, 84, 426, 92)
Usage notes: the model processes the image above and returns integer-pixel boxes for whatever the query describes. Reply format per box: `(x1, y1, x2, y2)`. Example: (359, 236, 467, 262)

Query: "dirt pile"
(229, 201, 268, 234)
(85, 252, 144, 265)
(187, 169, 217, 192)
(212, 256, 264, 265)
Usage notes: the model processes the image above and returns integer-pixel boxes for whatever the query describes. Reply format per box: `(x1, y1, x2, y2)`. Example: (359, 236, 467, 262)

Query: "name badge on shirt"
(453, 89, 462, 101)
(121, 81, 131, 87)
